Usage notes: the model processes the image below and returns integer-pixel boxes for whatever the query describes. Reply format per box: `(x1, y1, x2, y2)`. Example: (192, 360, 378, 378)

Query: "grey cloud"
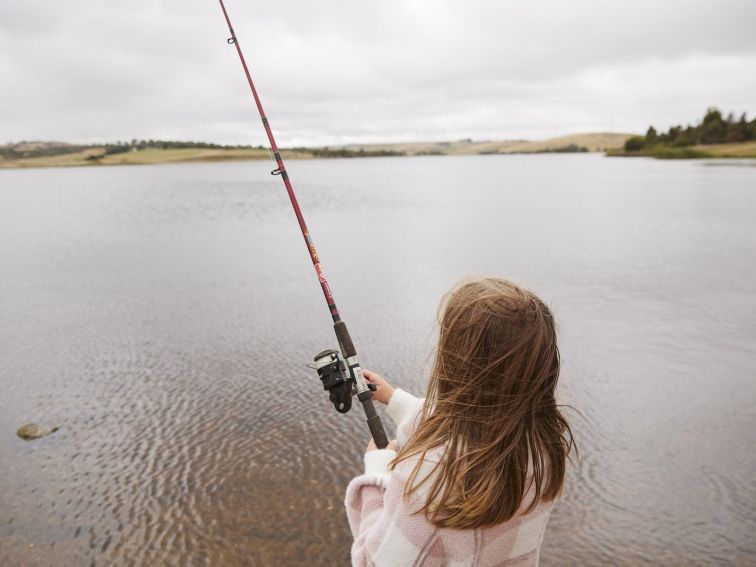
(1, 0, 755, 145)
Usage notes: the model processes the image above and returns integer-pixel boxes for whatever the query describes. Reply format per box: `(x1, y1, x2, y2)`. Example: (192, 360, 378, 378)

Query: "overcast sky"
(1, 0, 755, 146)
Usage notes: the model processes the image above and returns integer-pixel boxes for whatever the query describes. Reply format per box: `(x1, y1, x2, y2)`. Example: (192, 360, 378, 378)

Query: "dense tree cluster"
(625, 108, 756, 152)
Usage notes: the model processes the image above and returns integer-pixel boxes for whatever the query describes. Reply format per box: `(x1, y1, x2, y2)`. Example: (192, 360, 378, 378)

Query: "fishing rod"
(216, 0, 389, 449)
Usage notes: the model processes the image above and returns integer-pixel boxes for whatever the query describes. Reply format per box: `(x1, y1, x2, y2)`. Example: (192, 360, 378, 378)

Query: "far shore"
(3, 133, 756, 169)
(1, 133, 632, 169)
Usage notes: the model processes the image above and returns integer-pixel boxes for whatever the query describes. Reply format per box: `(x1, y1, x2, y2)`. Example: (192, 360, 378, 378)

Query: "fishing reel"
(310, 349, 375, 414)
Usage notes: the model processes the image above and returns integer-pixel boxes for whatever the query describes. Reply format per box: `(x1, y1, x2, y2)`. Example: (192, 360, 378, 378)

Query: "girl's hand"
(366, 438, 399, 452)
(363, 369, 395, 405)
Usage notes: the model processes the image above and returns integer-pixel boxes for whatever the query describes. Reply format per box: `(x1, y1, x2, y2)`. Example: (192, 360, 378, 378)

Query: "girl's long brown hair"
(392, 277, 575, 529)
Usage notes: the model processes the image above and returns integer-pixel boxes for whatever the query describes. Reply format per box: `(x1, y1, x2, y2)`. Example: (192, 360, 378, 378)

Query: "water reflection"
(0, 155, 755, 565)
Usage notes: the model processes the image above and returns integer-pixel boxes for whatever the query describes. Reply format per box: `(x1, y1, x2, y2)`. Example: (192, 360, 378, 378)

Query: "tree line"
(625, 108, 756, 152)
(1, 139, 407, 161)
(113, 140, 261, 151)
(297, 146, 403, 158)
(0, 140, 263, 160)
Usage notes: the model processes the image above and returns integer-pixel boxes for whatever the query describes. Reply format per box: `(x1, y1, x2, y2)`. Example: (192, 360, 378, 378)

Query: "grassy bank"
(342, 133, 633, 156)
(607, 141, 756, 159)
(0, 146, 319, 169)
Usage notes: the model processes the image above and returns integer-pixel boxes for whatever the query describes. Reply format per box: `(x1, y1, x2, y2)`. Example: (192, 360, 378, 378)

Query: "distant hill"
(341, 133, 634, 156)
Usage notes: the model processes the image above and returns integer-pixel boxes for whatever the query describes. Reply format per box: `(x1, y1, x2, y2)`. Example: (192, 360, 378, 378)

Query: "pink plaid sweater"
(344, 389, 555, 566)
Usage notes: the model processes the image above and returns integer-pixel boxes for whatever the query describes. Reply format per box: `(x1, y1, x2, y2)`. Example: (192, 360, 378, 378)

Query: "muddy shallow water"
(1, 155, 755, 565)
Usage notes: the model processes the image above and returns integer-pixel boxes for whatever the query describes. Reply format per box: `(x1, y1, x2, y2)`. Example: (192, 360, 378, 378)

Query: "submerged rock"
(16, 423, 59, 441)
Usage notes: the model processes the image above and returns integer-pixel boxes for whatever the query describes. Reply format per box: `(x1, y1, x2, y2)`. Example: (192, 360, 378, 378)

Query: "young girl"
(345, 277, 575, 566)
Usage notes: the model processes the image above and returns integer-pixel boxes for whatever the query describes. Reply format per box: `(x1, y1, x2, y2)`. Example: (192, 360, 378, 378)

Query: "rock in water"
(16, 423, 59, 441)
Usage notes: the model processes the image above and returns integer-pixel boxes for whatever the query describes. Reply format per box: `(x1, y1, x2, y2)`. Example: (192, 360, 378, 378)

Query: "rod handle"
(333, 321, 387, 447)
(334, 321, 356, 358)
(360, 396, 389, 449)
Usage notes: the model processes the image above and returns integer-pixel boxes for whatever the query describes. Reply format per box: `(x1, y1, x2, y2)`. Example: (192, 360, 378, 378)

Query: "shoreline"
(0, 133, 632, 170)
(5, 136, 755, 170)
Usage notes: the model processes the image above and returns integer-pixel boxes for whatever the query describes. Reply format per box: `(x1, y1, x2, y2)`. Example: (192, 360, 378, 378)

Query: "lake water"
(1, 154, 755, 566)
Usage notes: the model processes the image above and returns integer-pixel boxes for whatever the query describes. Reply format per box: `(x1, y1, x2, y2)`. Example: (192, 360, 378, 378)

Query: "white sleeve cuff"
(387, 388, 422, 427)
(363, 449, 397, 478)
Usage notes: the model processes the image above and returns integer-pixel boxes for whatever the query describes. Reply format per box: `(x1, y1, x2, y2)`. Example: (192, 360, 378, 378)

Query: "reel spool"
(311, 349, 355, 413)
(310, 349, 377, 414)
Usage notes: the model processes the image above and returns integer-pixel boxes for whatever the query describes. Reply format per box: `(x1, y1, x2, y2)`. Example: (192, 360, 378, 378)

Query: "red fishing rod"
(216, 0, 388, 449)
